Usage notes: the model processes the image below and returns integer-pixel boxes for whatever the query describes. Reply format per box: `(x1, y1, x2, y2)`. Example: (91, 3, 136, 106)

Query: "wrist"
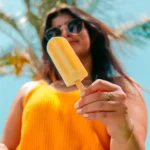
(111, 118, 134, 144)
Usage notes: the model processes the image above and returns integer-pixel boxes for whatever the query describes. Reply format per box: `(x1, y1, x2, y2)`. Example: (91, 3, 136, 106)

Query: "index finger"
(81, 79, 119, 97)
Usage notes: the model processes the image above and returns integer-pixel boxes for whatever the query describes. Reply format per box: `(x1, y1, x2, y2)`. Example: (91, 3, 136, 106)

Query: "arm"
(0, 81, 39, 150)
(74, 77, 148, 150)
(110, 78, 148, 150)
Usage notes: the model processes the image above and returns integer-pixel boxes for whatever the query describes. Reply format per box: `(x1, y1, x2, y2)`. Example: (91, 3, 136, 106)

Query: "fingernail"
(80, 91, 85, 97)
(74, 102, 79, 109)
(77, 108, 82, 113)
(0, 144, 4, 148)
(84, 114, 89, 117)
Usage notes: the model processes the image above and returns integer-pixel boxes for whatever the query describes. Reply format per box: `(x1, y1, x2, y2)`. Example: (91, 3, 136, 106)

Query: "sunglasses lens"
(68, 19, 83, 34)
(45, 28, 61, 41)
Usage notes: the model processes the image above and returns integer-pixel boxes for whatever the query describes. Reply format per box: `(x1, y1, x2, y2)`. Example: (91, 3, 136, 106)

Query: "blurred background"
(0, 0, 150, 148)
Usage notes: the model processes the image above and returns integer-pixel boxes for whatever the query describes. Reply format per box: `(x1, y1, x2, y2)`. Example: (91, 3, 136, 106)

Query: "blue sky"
(0, 0, 150, 148)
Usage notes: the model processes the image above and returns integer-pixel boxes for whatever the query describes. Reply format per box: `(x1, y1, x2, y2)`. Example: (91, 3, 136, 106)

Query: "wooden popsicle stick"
(75, 80, 85, 91)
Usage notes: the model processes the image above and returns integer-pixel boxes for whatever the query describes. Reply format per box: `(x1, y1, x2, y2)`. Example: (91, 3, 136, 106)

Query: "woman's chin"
(71, 45, 79, 52)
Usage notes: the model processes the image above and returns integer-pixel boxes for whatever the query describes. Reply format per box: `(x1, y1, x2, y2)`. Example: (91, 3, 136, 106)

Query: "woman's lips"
(68, 41, 77, 45)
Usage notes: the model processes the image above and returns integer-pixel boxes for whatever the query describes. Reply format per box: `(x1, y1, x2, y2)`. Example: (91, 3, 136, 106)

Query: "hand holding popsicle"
(74, 79, 134, 144)
(46, 37, 133, 144)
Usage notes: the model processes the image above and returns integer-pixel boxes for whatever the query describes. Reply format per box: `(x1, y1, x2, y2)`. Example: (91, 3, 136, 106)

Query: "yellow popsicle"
(47, 37, 88, 90)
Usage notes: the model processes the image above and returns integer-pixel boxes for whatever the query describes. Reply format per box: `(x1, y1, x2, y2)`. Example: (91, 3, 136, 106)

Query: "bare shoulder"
(112, 75, 134, 87)
(1, 80, 41, 148)
(113, 76, 143, 96)
(113, 76, 147, 108)
(20, 80, 41, 92)
(18, 81, 41, 104)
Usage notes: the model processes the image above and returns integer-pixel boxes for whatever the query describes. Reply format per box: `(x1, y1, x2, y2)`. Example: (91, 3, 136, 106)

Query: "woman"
(0, 4, 148, 150)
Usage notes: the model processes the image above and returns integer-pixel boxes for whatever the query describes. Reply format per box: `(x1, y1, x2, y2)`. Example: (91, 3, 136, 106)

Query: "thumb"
(0, 143, 9, 150)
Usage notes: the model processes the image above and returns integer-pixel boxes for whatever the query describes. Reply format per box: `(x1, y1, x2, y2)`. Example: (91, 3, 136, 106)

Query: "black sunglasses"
(45, 18, 84, 41)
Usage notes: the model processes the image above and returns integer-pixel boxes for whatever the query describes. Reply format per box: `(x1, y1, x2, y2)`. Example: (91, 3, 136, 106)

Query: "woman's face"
(51, 13, 91, 58)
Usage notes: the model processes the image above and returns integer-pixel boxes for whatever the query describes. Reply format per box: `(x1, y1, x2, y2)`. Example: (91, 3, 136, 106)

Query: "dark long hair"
(40, 4, 132, 85)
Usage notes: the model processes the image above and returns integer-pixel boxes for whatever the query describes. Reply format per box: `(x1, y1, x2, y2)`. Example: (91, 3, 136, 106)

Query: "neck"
(79, 54, 92, 85)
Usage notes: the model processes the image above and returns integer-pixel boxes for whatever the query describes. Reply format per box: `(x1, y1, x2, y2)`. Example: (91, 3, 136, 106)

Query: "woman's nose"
(61, 26, 70, 38)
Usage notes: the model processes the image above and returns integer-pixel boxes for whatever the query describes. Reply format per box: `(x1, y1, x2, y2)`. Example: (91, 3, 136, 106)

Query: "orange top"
(16, 81, 110, 150)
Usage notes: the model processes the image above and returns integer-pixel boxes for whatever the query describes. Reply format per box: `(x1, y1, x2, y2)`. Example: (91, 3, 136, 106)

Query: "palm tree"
(0, 0, 71, 78)
(0, 0, 149, 79)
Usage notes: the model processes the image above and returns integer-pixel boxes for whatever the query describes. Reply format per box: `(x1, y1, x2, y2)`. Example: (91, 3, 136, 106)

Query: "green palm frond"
(25, 46, 41, 71)
(0, 12, 19, 31)
(106, 16, 150, 55)
(113, 16, 150, 44)
(36, 0, 58, 19)
(0, 12, 34, 47)
(0, 12, 28, 42)
(24, 0, 42, 35)
(23, 0, 70, 36)
(24, 0, 30, 9)
(0, 46, 41, 77)
(0, 0, 70, 78)
(0, 0, 149, 79)
(126, 21, 150, 38)
(78, 0, 99, 13)
(72, 0, 77, 5)
(0, 48, 29, 75)
(0, 25, 24, 46)
(115, 16, 150, 34)
(0, 67, 14, 76)
(0, 9, 41, 67)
